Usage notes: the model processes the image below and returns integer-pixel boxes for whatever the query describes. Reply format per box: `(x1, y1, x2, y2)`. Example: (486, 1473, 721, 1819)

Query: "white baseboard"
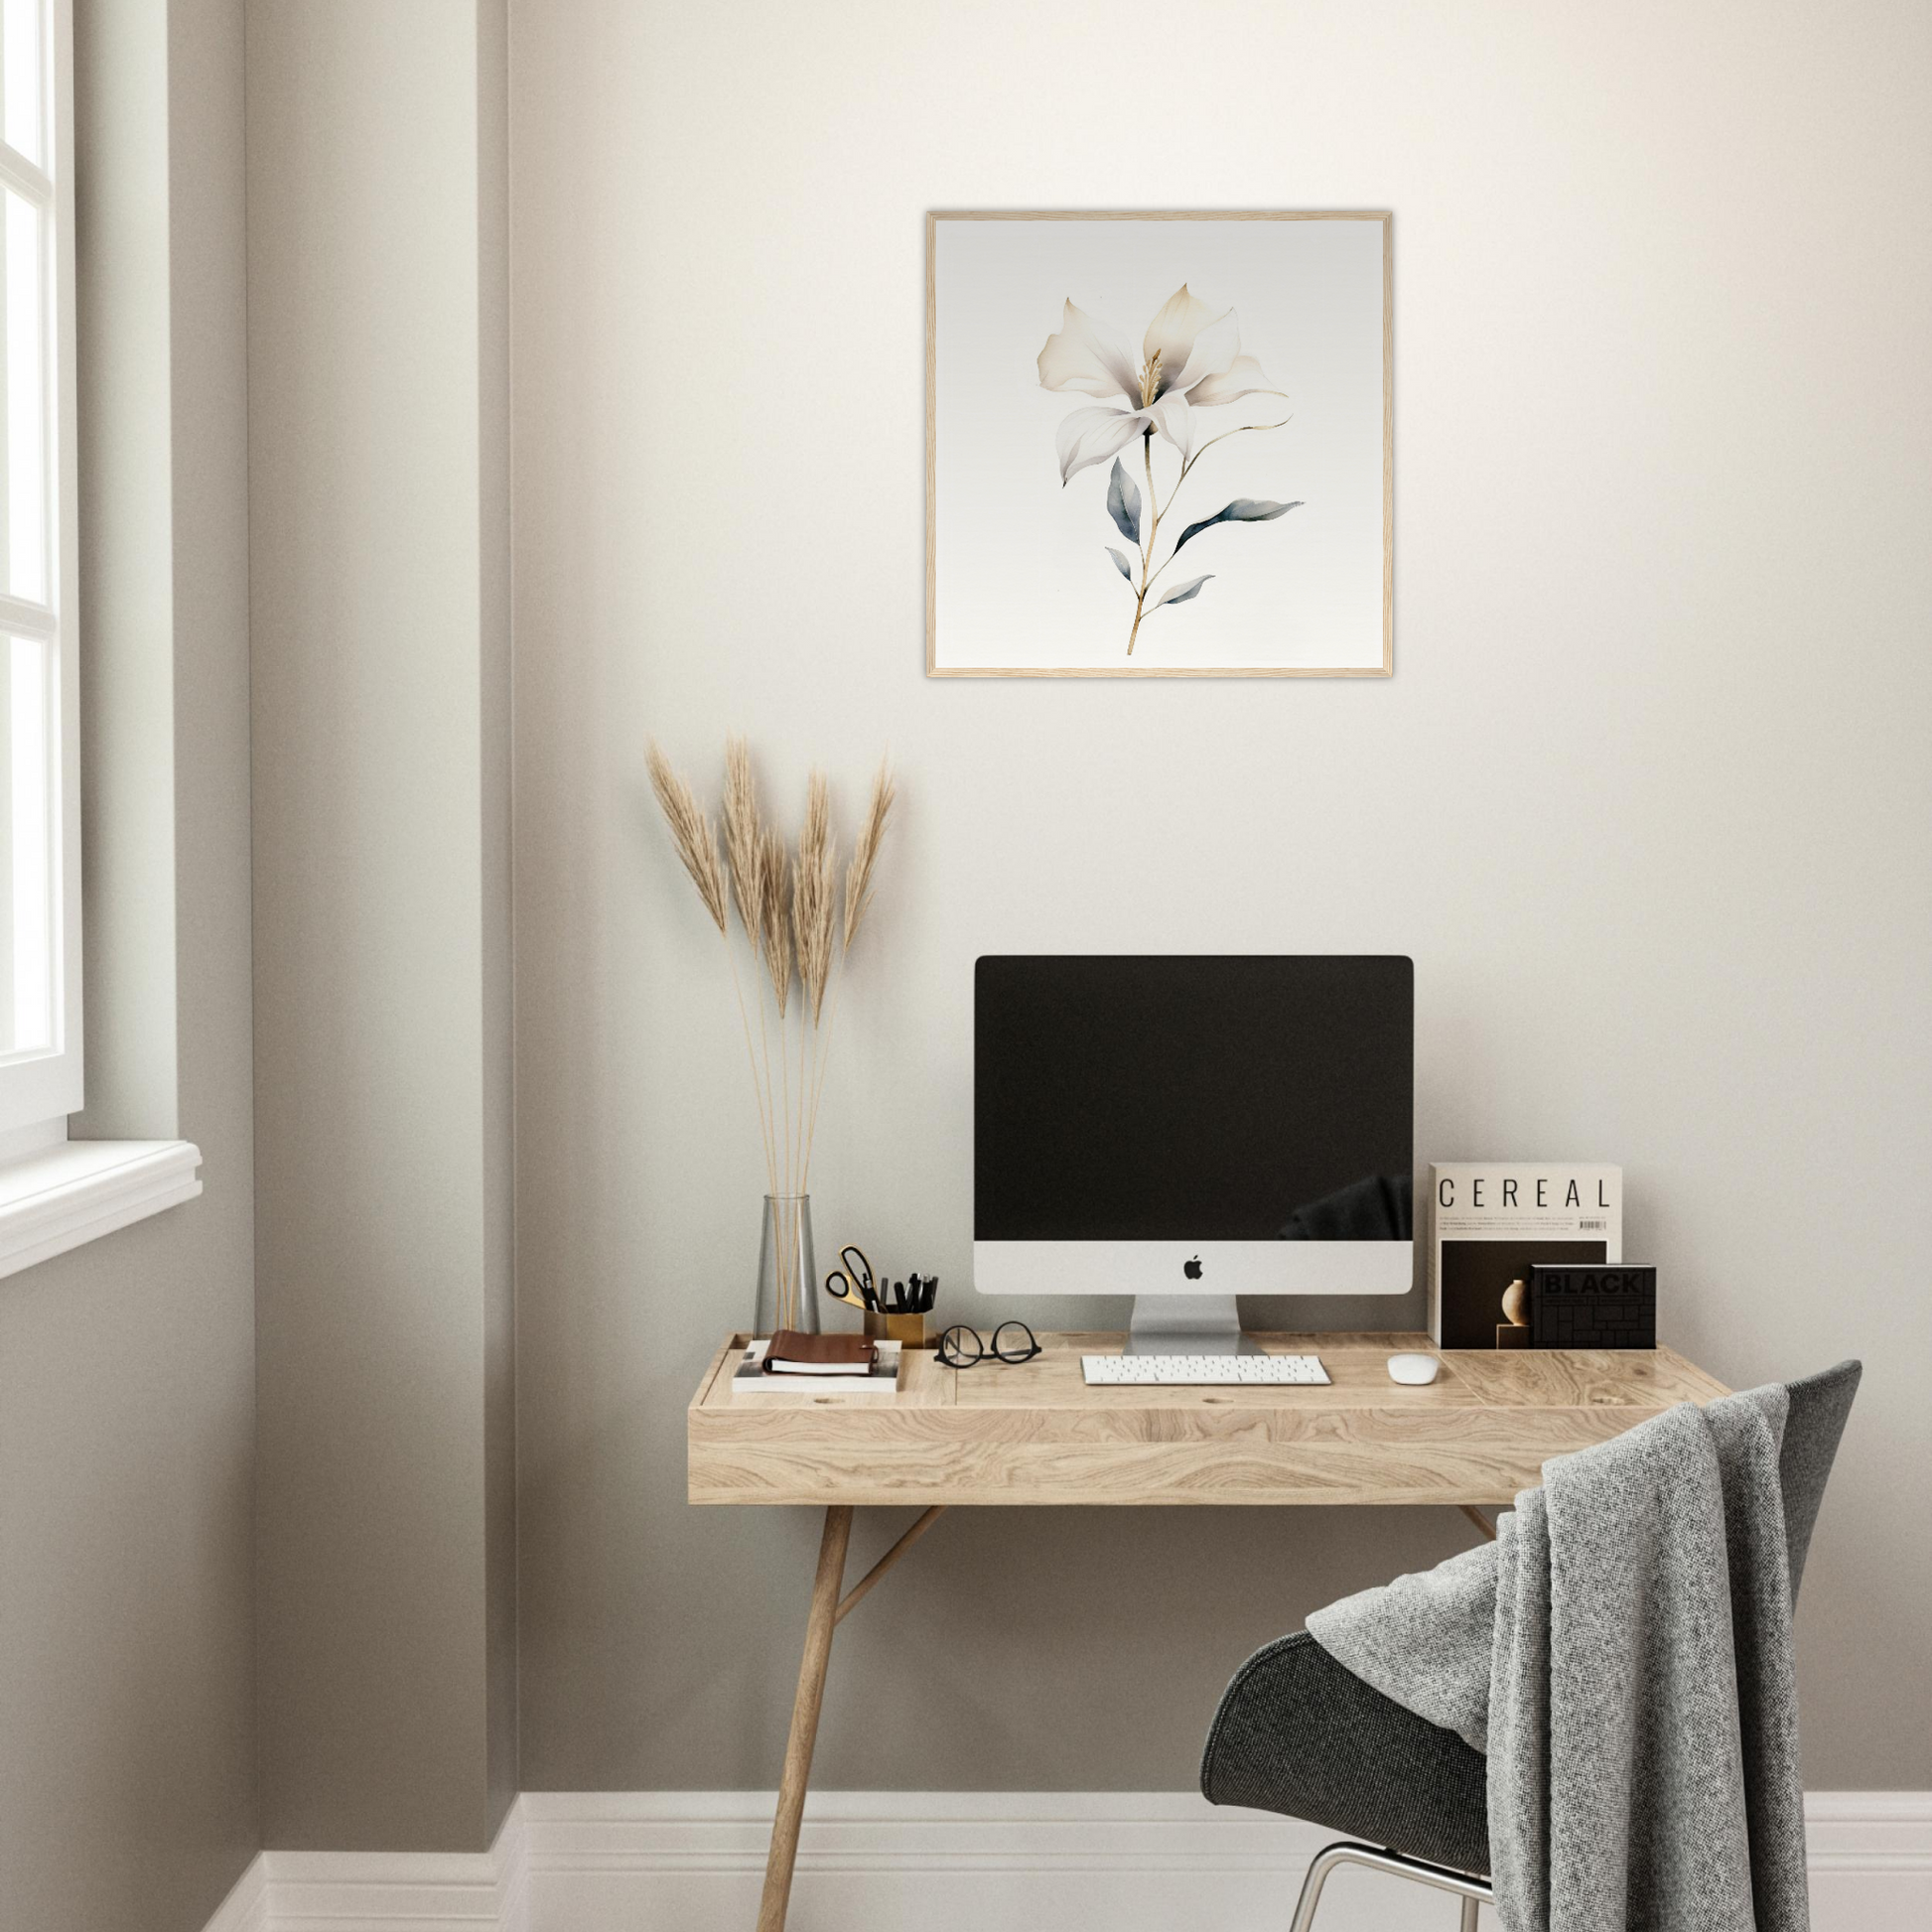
(202, 1852, 268, 1932)
(202, 1809, 527, 1932)
(201, 1789, 1932, 1932)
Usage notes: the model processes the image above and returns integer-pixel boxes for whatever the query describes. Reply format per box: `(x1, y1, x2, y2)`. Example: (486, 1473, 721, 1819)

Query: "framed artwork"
(926, 210, 1392, 679)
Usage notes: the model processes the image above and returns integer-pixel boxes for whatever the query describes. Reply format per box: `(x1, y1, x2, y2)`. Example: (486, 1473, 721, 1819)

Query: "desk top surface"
(687, 1331, 1729, 1508)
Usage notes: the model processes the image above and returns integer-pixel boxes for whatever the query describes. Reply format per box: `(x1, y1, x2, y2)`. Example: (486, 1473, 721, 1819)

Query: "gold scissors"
(824, 1244, 878, 1312)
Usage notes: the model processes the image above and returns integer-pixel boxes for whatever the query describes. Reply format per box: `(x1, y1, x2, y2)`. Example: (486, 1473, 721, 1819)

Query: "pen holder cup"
(866, 1310, 927, 1349)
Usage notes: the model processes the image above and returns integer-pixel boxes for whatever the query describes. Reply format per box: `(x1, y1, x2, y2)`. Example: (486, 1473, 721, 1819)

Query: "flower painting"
(1037, 285, 1301, 654)
(927, 211, 1392, 678)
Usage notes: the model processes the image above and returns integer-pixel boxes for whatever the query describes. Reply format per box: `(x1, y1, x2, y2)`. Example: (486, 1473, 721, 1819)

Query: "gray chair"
(1200, 1361, 1862, 1930)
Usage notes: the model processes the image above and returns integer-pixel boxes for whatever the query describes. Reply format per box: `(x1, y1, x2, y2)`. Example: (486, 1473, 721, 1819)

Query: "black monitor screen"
(974, 956, 1414, 1241)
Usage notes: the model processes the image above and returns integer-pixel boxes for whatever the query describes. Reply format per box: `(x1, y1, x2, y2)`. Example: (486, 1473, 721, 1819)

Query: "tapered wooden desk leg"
(757, 1504, 853, 1932)
(1458, 1504, 1498, 1542)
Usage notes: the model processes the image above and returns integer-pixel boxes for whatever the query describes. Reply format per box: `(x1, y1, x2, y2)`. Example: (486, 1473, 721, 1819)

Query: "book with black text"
(1428, 1164, 1622, 1348)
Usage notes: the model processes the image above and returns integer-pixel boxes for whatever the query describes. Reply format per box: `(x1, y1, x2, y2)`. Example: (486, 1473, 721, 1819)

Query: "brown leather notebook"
(763, 1329, 878, 1375)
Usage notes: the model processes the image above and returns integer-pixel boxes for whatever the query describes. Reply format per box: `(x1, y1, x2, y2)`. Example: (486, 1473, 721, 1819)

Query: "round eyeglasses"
(936, 1320, 1041, 1368)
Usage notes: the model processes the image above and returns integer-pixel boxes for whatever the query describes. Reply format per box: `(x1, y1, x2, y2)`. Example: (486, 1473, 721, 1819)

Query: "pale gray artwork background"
(932, 217, 1386, 671)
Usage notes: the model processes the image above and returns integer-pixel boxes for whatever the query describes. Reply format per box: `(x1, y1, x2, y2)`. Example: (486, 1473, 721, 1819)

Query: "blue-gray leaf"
(1105, 546, 1134, 582)
(1154, 574, 1213, 610)
(1173, 498, 1303, 554)
(1106, 460, 1143, 546)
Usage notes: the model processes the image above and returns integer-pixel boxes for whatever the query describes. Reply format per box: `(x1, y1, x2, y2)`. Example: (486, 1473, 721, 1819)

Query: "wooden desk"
(688, 1330, 1728, 1931)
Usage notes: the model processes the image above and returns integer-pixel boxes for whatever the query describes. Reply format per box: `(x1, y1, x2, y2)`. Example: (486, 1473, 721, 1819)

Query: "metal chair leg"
(1288, 1841, 1493, 1932)
(1286, 1844, 1347, 1932)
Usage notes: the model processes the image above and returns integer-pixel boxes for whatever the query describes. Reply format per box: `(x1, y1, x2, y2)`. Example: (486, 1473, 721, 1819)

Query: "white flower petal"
(1186, 352, 1287, 409)
(1167, 307, 1241, 394)
(1038, 301, 1141, 403)
(1054, 405, 1147, 484)
(1145, 390, 1194, 466)
(1142, 285, 1219, 390)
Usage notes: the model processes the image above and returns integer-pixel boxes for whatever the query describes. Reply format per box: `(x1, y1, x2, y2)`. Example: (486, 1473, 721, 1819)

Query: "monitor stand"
(1124, 1294, 1258, 1356)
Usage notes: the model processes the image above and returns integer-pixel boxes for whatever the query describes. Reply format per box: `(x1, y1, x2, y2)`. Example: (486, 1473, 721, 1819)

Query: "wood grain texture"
(756, 1505, 851, 1932)
(924, 209, 1394, 680)
(689, 1332, 1730, 1508)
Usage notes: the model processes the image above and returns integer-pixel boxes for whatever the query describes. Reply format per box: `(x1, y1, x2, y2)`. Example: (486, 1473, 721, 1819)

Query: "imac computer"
(973, 955, 1414, 1354)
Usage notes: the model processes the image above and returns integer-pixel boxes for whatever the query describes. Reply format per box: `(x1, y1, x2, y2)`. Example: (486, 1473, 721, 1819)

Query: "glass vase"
(754, 1193, 818, 1338)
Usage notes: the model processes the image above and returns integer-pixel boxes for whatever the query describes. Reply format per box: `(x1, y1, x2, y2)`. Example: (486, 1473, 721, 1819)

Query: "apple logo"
(1183, 1255, 1203, 1280)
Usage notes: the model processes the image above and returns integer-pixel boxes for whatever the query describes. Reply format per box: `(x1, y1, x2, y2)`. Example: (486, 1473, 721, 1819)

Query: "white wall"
(510, 0, 1932, 1793)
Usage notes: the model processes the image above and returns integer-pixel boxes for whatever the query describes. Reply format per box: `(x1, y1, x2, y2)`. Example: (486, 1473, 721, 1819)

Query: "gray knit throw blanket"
(1307, 1388, 1809, 1932)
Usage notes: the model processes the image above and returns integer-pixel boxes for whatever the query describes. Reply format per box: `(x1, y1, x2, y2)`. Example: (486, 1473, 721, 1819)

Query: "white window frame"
(0, 0, 200, 1278)
(0, 0, 79, 1141)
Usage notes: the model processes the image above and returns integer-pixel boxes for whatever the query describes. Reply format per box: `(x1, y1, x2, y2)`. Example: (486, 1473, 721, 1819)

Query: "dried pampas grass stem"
(646, 742, 728, 935)
(723, 736, 763, 939)
(794, 772, 836, 1025)
(844, 759, 896, 949)
(792, 771, 837, 1173)
(759, 828, 793, 1017)
(805, 756, 896, 1189)
(648, 740, 774, 1185)
(645, 737, 897, 1267)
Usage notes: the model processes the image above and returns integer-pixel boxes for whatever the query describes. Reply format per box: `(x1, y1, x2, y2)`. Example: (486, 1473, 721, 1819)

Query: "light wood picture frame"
(926, 210, 1393, 679)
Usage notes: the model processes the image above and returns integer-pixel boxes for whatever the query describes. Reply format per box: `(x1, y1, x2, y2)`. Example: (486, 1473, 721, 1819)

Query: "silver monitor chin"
(972, 1240, 1414, 1353)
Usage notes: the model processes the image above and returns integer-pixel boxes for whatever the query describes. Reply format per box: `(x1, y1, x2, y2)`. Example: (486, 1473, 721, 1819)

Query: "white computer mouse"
(1387, 1352, 1442, 1386)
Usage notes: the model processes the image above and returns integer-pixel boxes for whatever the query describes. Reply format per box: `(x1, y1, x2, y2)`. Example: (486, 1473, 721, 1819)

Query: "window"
(0, 0, 200, 1272)
(0, 0, 76, 1143)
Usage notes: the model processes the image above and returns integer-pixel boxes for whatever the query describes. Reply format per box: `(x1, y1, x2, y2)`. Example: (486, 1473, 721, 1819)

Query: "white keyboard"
(1081, 1352, 1329, 1386)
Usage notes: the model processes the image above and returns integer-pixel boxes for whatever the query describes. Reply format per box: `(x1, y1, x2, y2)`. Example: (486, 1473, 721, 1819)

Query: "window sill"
(0, 1140, 204, 1282)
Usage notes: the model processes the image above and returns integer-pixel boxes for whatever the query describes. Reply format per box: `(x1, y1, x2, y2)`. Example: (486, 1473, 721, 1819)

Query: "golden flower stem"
(1127, 428, 1164, 655)
(1126, 415, 1298, 650)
